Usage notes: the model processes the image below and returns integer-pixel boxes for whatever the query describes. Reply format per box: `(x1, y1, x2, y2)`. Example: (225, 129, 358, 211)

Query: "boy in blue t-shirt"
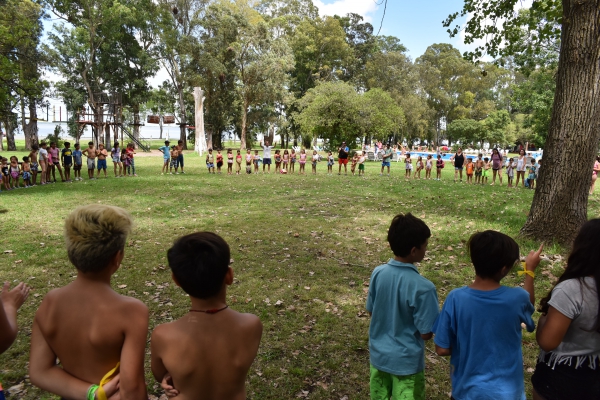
(72, 143, 83, 181)
(159, 140, 170, 174)
(433, 231, 543, 400)
(366, 213, 439, 400)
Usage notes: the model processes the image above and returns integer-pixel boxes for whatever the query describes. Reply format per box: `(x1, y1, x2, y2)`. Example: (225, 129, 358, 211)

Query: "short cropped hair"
(167, 232, 230, 299)
(65, 205, 133, 273)
(387, 213, 431, 257)
(468, 231, 519, 279)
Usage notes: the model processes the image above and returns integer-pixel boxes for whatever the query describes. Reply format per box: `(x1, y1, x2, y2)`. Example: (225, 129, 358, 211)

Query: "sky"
(313, 0, 472, 60)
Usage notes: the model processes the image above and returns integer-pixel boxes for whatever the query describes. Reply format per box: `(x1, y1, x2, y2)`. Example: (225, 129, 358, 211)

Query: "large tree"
(447, 0, 600, 244)
(0, 0, 46, 150)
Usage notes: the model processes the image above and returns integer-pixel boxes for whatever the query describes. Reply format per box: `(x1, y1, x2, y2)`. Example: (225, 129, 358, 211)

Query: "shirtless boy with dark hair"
(82, 141, 97, 179)
(29, 204, 148, 400)
(152, 232, 263, 400)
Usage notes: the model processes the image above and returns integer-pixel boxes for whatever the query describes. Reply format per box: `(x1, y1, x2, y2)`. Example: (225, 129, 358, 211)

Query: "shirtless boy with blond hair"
(29, 204, 148, 400)
(151, 232, 263, 400)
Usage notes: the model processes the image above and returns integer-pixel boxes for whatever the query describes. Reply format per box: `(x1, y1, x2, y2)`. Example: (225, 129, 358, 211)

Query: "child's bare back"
(29, 205, 148, 400)
(151, 232, 262, 400)
(33, 282, 147, 385)
(152, 308, 261, 400)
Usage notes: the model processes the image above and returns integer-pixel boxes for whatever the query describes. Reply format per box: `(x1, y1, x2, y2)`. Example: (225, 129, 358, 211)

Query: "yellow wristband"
(517, 262, 535, 278)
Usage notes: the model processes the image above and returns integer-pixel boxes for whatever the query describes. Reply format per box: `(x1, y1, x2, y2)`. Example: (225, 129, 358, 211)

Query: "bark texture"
(2, 116, 17, 151)
(521, 0, 600, 244)
(23, 102, 39, 150)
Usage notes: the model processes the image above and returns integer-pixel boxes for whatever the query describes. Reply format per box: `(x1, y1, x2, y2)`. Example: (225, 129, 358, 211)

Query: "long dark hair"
(539, 219, 600, 332)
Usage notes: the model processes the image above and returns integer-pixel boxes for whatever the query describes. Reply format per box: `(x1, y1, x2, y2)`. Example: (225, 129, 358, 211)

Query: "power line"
(376, 0, 387, 36)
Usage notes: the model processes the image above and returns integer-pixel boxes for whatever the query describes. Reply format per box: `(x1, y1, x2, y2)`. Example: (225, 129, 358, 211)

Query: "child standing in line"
(299, 149, 307, 174)
(227, 149, 234, 175)
(367, 213, 439, 400)
(482, 157, 490, 184)
(245, 150, 252, 174)
(159, 140, 170, 175)
(475, 154, 484, 184)
(170, 146, 179, 174)
(126, 143, 137, 176)
(72, 143, 83, 181)
(39, 142, 48, 185)
(29, 144, 39, 186)
(61, 142, 73, 182)
(235, 150, 242, 175)
(506, 158, 515, 188)
(282, 149, 290, 172)
(9, 156, 20, 189)
(29, 205, 148, 400)
(96, 143, 109, 178)
(327, 151, 335, 175)
(350, 152, 359, 176)
(414, 156, 424, 179)
(21, 157, 32, 187)
(436, 154, 445, 180)
(1, 158, 10, 190)
(151, 232, 262, 400)
(465, 158, 474, 184)
(253, 150, 260, 174)
(404, 153, 413, 179)
(111, 142, 123, 178)
(206, 149, 215, 174)
(311, 150, 319, 174)
(425, 155, 432, 180)
(290, 149, 297, 174)
(358, 151, 366, 176)
(48, 142, 65, 182)
(531, 219, 600, 400)
(528, 161, 537, 190)
(274, 150, 282, 173)
(433, 231, 542, 400)
(120, 144, 129, 175)
(82, 141, 96, 180)
(216, 150, 223, 174)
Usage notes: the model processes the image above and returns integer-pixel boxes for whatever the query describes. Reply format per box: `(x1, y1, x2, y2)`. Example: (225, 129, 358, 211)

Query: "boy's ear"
(224, 267, 234, 286)
(171, 273, 182, 288)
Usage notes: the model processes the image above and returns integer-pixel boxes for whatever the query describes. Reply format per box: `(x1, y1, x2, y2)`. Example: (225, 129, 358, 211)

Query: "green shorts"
(370, 365, 425, 400)
(359, 164, 365, 171)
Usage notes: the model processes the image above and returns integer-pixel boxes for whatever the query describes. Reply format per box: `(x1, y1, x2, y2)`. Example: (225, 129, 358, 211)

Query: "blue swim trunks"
(206, 163, 214, 168)
(382, 161, 391, 167)
(97, 159, 107, 170)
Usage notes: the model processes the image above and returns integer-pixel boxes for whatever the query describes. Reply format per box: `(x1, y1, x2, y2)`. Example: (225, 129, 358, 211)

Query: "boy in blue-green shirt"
(159, 140, 170, 174)
(366, 213, 439, 400)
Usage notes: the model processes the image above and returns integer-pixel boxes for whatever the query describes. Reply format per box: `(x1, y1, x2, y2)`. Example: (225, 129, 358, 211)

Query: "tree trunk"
(177, 86, 187, 150)
(23, 102, 39, 149)
(159, 116, 163, 139)
(3, 115, 17, 151)
(0, 122, 4, 151)
(133, 104, 140, 149)
(521, 0, 600, 244)
(240, 99, 248, 150)
(105, 123, 111, 148)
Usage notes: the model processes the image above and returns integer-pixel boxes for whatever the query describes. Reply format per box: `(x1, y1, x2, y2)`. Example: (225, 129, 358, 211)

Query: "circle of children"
(1, 205, 598, 399)
(161, 140, 546, 190)
(0, 140, 142, 190)
(1, 138, 549, 191)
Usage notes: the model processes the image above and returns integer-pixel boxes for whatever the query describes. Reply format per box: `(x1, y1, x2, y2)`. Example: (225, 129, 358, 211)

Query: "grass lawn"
(1, 149, 598, 399)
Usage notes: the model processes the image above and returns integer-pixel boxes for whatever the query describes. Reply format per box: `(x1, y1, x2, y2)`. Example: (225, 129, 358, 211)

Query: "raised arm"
(0, 282, 29, 354)
(523, 244, 543, 305)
